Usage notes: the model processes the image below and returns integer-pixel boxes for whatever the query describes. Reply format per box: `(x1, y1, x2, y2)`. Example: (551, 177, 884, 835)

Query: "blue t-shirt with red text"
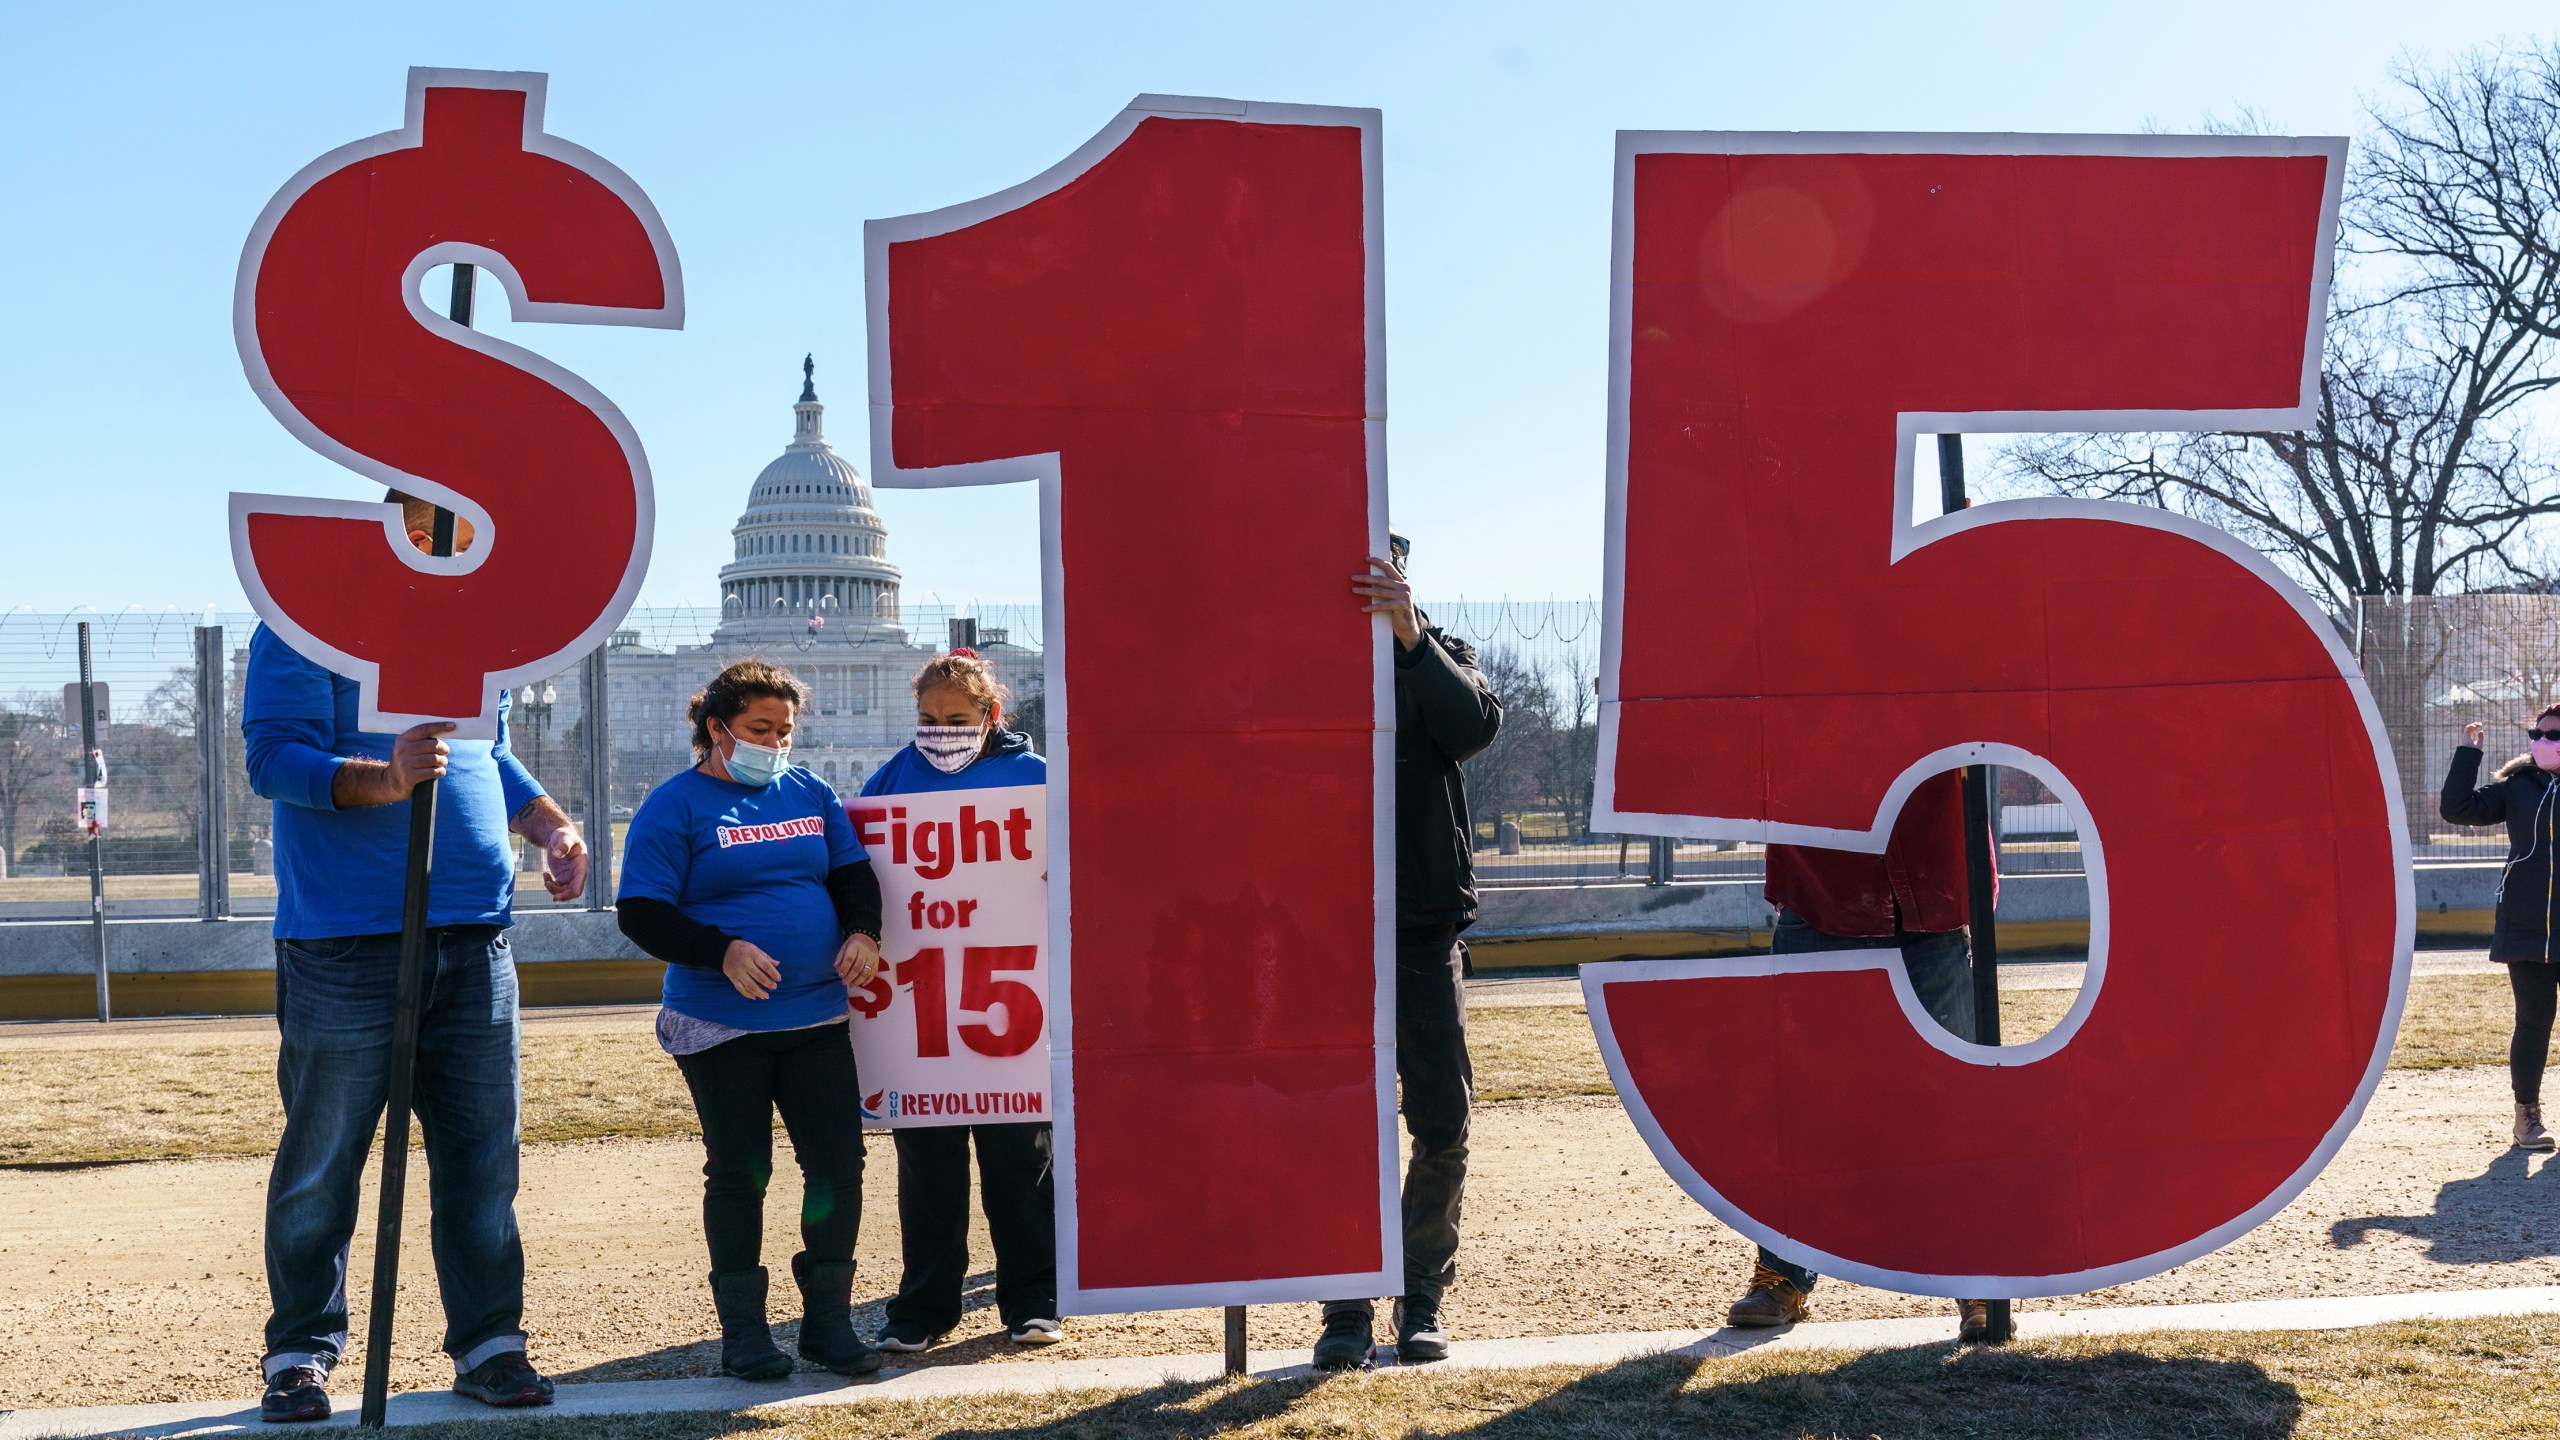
(621, 765, 868, 1031)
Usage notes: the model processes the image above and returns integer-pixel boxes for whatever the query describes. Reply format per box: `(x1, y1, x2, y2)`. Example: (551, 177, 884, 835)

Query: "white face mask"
(915, 723, 987, 775)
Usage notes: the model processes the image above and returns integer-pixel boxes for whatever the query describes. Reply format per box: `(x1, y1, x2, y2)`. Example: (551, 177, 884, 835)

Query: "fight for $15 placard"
(845, 785, 1050, 1127)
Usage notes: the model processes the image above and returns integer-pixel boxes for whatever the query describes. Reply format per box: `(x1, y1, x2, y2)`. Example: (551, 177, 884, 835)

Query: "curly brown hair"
(687, 658, 811, 760)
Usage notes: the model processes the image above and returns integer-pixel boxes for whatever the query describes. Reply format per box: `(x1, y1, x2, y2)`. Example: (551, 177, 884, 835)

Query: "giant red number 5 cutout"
(233, 68, 681, 735)
(866, 96, 1397, 1311)
(1586, 134, 2411, 1294)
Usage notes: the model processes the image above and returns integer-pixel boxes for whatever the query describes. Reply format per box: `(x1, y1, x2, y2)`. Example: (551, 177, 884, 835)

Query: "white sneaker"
(1008, 1318, 1064, 1346)
(2518, 1103, 2557, 1152)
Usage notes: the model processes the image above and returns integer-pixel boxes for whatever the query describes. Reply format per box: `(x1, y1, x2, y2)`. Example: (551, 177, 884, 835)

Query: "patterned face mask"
(916, 724, 987, 775)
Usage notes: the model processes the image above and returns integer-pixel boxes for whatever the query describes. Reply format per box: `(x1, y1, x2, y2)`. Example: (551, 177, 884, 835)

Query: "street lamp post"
(516, 682, 557, 885)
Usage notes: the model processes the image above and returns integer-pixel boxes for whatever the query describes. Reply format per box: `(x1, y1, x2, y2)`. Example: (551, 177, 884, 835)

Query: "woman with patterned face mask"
(857, 649, 1058, 1351)
(2444, 706, 2560, 1153)
(614, 660, 887, 1381)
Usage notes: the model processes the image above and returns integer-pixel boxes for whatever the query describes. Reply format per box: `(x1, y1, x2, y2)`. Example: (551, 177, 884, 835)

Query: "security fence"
(2353, 594, 2560, 863)
(0, 594, 2509, 922)
(0, 606, 1042, 922)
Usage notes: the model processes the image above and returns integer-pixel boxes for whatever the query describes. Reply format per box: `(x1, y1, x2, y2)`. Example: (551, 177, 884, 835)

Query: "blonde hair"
(911, 649, 1008, 723)
(687, 658, 811, 759)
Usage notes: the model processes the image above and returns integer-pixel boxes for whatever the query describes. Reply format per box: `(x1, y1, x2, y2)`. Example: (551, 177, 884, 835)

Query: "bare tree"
(1465, 646, 1558, 833)
(0, 691, 71, 877)
(1995, 44, 2560, 835)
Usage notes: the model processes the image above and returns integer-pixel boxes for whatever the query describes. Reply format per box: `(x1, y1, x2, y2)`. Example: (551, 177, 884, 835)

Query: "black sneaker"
(873, 1320, 947, 1354)
(1311, 1307, 1374, 1372)
(452, 1351, 556, 1408)
(260, 1364, 331, 1424)
(1393, 1296, 1449, 1363)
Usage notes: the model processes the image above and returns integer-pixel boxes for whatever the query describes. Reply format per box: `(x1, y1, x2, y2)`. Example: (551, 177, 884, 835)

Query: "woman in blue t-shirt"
(864, 650, 1060, 1352)
(615, 659, 885, 1381)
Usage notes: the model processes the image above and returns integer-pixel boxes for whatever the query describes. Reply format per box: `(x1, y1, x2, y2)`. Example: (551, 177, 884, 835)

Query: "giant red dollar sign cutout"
(867, 96, 1397, 1311)
(233, 68, 681, 735)
(1586, 134, 2410, 1294)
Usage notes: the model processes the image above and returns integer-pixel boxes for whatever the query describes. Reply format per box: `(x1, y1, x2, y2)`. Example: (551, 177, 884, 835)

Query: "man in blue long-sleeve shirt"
(241, 500, 588, 1423)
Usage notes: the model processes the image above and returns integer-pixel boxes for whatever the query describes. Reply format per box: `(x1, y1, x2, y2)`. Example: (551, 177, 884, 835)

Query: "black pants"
(2512, 961, 2559, 1105)
(882, 1123, 1056, 1333)
(672, 1021, 866, 1275)
(1328, 923, 1473, 1318)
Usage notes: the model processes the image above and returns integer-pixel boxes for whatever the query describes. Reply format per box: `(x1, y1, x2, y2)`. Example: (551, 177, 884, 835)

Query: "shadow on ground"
(2329, 1148, 2559, 1263)
(546, 1271, 1016, 1385)
(916, 1345, 2303, 1440)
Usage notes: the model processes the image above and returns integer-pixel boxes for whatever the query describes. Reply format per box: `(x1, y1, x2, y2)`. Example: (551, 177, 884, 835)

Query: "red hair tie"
(948, 647, 978, 659)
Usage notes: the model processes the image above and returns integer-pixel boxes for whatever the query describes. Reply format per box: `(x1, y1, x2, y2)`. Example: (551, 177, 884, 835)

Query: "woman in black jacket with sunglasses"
(2442, 707, 2560, 1152)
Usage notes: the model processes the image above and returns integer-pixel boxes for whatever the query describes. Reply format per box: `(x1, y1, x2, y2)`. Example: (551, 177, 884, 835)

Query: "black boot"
(791, 1252, 883, 1376)
(710, 1268, 793, 1380)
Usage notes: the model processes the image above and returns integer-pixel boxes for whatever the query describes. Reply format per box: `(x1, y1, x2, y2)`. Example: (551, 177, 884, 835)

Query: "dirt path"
(3, 1066, 2551, 1410)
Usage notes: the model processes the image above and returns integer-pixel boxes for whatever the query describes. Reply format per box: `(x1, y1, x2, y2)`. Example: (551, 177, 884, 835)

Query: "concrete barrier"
(0, 862, 2505, 1019)
(0, 910, 662, 1020)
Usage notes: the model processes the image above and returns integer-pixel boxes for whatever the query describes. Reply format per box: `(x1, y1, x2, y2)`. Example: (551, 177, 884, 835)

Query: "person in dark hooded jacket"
(2442, 709, 2560, 1152)
(1314, 534, 1504, 1370)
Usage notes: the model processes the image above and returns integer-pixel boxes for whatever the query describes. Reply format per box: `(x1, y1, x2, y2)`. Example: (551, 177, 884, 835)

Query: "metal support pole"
(1938, 433, 2014, 1346)
(77, 623, 108, 1022)
(1223, 1305, 1247, 1376)
(195, 625, 232, 920)
(359, 262, 470, 1429)
(582, 642, 614, 910)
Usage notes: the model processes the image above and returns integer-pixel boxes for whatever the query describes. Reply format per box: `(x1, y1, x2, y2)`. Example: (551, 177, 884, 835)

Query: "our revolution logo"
(715, 817, 825, 848)
(860, 1088, 1045, 1122)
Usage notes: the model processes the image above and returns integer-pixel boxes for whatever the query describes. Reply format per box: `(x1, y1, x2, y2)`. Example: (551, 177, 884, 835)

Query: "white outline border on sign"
(230, 67, 684, 739)
(863, 95, 1399, 1315)
(1582, 130, 2413, 1299)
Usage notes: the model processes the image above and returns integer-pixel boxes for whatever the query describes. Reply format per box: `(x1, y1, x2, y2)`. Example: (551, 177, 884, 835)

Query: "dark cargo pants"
(1326, 922, 1472, 1322)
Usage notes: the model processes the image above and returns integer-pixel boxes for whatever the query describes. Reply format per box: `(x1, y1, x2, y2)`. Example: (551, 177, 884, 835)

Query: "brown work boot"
(1957, 1299, 1992, 1343)
(2517, 1103, 2556, 1153)
(1726, 1261, 1809, 1328)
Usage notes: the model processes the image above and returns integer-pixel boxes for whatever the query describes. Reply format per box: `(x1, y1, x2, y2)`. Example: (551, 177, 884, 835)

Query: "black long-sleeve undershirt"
(618, 863, 882, 970)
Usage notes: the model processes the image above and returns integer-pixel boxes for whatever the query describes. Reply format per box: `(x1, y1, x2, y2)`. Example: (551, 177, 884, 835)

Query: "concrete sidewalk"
(10, 1283, 2556, 1437)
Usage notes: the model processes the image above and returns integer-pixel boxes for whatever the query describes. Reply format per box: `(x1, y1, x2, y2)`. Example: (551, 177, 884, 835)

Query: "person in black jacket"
(2442, 710, 2560, 1153)
(1315, 533, 1504, 1369)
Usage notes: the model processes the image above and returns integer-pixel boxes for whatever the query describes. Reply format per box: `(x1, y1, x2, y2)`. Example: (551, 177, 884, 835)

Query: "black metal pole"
(1223, 1305, 1247, 1376)
(358, 262, 471, 1428)
(77, 623, 108, 1023)
(1937, 434, 2014, 1346)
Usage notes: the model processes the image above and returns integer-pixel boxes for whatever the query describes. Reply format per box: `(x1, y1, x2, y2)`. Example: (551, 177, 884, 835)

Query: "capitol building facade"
(589, 360, 1038, 803)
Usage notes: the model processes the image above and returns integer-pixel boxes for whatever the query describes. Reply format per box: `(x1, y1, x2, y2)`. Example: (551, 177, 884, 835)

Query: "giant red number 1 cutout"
(233, 68, 680, 735)
(1586, 134, 2411, 1294)
(866, 96, 1397, 1311)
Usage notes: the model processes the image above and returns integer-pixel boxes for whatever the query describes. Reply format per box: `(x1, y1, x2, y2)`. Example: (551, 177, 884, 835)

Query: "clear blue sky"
(1, 1, 2535, 612)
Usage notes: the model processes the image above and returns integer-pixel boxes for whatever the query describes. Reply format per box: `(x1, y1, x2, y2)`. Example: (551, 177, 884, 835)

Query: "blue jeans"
(1757, 908, 1976, 1295)
(262, 926, 526, 1379)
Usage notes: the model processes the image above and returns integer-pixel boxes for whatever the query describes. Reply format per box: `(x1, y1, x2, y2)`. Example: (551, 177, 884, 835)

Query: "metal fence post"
(194, 625, 231, 920)
(583, 642, 615, 909)
(77, 622, 109, 1022)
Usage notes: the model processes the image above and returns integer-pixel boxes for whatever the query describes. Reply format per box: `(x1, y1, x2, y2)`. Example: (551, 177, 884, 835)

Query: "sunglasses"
(2529, 729, 2560, 743)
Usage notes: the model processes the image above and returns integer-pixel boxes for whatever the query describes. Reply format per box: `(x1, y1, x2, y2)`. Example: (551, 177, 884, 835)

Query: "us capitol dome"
(596, 358, 1037, 800)
(712, 355, 902, 636)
